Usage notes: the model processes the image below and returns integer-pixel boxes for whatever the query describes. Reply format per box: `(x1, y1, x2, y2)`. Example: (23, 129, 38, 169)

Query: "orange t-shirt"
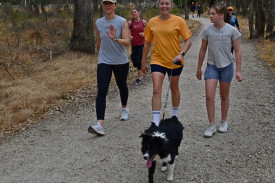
(144, 14, 192, 69)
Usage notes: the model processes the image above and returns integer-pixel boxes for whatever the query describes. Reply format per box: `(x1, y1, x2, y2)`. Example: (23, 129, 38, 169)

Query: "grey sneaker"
(88, 121, 104, 136)
(204, 124, 216, 138)
(135, 78, 142, 86)
(218, 121, 228, 133)
(120, 108, 129, 121)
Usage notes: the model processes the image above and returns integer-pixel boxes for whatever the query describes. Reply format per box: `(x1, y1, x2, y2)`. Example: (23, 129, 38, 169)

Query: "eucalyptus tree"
(70, 0, 95, 53)
(266, 0, 274, 35)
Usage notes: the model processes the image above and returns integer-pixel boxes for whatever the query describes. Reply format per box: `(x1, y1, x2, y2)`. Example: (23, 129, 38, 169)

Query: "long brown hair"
(211, 3, 230, 23)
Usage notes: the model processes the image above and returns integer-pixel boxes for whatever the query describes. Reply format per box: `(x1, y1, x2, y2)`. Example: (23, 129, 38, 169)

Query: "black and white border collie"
(140, 116, 184, 183)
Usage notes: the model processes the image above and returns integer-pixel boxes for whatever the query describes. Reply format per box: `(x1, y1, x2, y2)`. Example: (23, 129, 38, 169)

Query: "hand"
(173, 54, 183, 65)
(141, 62, 148, 75)
(139, 32, 144, 37)
(235, 72, 243, 82)
(197, 69, 202, 80)
(106, 24, 117, 40)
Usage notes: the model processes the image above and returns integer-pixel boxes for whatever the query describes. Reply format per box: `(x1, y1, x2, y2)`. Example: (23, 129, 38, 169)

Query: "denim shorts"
(151, 64, 183, 76)
(204, 63, 234, 82)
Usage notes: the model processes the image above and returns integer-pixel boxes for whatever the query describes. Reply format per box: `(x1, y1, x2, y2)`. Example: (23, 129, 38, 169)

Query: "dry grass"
(238, 16, 275, 73)
(0, 53, 98, 137)
(255, 39, 275, 71)
(0, 17, 200, 138)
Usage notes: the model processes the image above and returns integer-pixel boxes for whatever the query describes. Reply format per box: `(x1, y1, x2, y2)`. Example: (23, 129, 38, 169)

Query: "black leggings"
(96, 63, 129, 120)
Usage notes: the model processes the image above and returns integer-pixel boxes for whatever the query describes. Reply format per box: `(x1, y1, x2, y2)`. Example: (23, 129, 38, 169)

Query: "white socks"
(172, 107, 178, 117)
(153, 107, 179, 126)
(152, 111, 160, 126)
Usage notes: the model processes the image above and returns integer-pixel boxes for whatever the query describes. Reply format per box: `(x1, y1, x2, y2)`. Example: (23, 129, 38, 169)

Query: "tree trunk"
(248, 0, 255, 39)
(30, 0, 40, 15)
(41, 0, 46, 15)
(266, 0, 274, 33)
(70, 0, 95, 54)
(255, 0, 265, 38)
(209, 0, 216, 8)
(92, 0, 99, 17)
(184, 0, 188, 20)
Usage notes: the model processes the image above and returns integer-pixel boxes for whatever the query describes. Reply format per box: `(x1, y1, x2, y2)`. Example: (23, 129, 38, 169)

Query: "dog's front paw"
(161, 166, 167, 172)
(167, 175, 174, 182)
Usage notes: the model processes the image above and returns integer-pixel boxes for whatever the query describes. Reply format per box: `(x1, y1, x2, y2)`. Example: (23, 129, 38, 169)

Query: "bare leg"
(219, 81, 231, 121)
(205, 79, 218, 124)
(137, 69, 142, 79)
(169, 75, 181, 108)
(151, 72, 165, 111)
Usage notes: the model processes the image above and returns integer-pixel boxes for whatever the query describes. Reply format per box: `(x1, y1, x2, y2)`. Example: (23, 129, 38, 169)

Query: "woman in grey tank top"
(88, 0, 130, 136)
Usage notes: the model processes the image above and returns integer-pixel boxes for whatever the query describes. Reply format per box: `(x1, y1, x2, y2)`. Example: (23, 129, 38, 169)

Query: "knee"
(206, 94, 215, 102)
(220, 95, 229, 102)
(170, 86, 179, 95)
(153, 87, 162, 96)
(97, 88, 108, 97)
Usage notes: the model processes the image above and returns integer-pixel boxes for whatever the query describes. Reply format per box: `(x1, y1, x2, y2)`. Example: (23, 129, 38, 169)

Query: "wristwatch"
(113, 37, 119, 42)
(180, 51, 185, 56)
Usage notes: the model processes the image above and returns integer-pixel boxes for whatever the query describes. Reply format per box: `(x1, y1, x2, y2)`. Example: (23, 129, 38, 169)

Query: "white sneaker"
(204, 124, 216, 138)
(120, 108, 129, 121)
(218, 121, 228, 133)
(88, 121, 104, 136)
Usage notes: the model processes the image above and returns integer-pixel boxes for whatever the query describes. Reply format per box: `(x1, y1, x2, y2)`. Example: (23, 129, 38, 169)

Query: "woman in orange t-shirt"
(141, 0, 192, 131)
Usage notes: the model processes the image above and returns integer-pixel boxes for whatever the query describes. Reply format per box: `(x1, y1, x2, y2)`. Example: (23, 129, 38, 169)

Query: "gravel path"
(0, 17, 274, 183)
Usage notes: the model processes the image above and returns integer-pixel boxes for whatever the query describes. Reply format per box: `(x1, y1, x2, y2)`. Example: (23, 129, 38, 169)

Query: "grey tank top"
(96, 15, 128, 65)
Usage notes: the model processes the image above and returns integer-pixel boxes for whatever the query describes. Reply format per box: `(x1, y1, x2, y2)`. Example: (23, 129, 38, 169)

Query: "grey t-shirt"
(96, 15, 128, 65)
(199, 23, 241, 68)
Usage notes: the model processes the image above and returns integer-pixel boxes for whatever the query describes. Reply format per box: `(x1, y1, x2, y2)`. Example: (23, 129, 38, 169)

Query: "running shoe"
(88, 121, 104, 136)
(204, 123, 216, 138)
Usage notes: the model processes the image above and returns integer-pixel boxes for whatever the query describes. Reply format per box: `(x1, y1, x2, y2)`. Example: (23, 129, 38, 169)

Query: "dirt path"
(0, 17, 274, 183)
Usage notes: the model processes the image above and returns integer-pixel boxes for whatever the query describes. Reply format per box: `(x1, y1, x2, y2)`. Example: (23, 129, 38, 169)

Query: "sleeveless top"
(96, 15, 128, 65)
(130, 19, 145, 46)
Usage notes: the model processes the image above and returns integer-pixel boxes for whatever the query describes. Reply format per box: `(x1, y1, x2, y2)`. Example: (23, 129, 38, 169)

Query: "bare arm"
(128, 20, 133, 40)
(197, 39, 208, 80)
(106, 22, 130, 46)
(95, 24, 101, 53)
(141, 41, 151, 74)
(233, 38, 243, 82)
(138, 19, 148, 38)
(174, 38, 192, 63)
(119, 21, 131, 46)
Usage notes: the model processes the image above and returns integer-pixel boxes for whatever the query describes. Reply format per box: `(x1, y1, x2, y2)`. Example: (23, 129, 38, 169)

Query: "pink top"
(130, 19, 145, 46)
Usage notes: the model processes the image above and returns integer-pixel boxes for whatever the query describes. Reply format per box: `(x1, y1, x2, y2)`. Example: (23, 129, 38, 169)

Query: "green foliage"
(142, 8, 159, 20)
(171, 8, 183, 16)
(115, 6, 132, 20)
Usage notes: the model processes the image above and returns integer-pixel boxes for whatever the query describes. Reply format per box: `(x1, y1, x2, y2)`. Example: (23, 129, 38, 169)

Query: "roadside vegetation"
(238, 16, 275, 72)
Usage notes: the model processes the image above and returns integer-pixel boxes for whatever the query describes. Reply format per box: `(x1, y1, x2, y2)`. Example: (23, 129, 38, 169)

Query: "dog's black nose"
(143, 155, 148, 160)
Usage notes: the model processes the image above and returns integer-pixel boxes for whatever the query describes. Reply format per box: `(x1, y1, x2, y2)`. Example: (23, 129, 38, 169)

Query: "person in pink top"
(128, 8, 147, 86)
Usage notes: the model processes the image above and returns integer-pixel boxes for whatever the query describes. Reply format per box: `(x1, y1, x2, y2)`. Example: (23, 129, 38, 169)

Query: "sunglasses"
(228, 9, 233, 11)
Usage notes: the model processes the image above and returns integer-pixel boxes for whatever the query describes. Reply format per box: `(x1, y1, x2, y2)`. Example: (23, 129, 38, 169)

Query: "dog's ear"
(139, 133, 152, 139)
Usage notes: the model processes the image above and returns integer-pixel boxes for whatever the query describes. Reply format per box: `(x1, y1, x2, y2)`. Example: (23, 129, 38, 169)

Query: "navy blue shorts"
(151, 64, 183, 76)
(131, 45, 144, 70)
(204, 63, 234, 82)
